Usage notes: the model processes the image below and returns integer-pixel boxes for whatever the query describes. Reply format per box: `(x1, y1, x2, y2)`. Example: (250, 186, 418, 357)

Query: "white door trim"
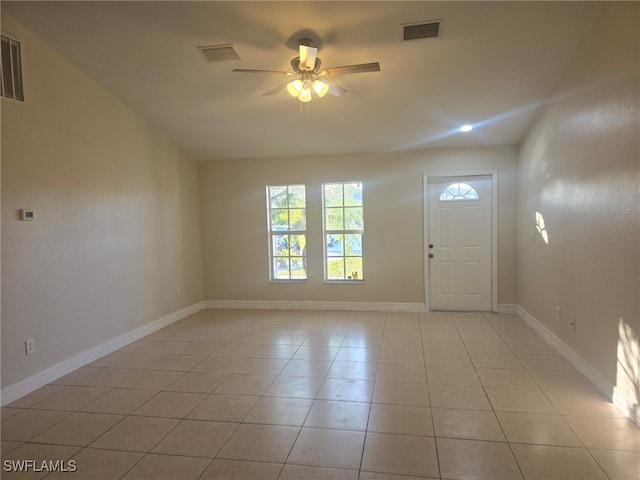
(423, 171, 498, 312)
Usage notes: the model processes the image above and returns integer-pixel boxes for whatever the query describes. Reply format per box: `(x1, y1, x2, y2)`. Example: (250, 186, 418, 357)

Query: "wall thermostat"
(19, 209, 35, 221)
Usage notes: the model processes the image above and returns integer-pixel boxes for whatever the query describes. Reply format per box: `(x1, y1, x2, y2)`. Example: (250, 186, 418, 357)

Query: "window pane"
(345, 234, 362, 256)
(346, 257, 363, 280)
(271, 209, 289, 230)
(10, 39, 23, 101)
(273, 258, 290, 279)
(269, 186, 288, 208)
(344, 207, 363, 230)
(440, 182, 479, 201)
(290, 234, 305, 257)
(327, 257, 345, 280)
(344, 183, 362, 206)
(288, 185, 306, 208)
(290, 257, 306, 279)
(324, 184, 343, 207)
(326, 208, 344, 231)
(289, 208, 306, 231)
(327, 234, 344, 256)
(1, 36, 13, 99)
(273, 235, 289, 256)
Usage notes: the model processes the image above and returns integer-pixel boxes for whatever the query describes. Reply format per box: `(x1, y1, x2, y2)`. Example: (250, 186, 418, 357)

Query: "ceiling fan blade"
(318, 62, 381, 76)
(232, 68, 293, 75)
(262, 82, 290, 96)
(299, 44, 318, 70)
(323, 79, 348, 97)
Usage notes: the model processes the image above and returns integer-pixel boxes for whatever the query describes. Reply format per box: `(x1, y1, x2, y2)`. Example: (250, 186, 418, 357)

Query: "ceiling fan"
(232, 38, 381, 103)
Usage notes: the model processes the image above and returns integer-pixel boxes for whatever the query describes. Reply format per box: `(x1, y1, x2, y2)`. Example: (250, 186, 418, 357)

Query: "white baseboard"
(0, 301, 206, 406)
(516, 305, 613, 395)
(204, 299, 426, 313)
(205, 300, 519, 316)
(516, 305, 639, 426)
(613, 388, 640, 426)
(497, 304, 518, 314)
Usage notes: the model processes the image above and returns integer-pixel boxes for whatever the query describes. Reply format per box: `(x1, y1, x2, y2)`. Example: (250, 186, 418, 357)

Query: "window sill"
(269, 279, 307, 283)
(324, 280, 364, 284)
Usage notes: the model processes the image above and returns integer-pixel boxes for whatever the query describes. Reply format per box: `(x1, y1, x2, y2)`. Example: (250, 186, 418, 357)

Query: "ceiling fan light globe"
(287, 80, 303, 97)
(313, 79, 330, 98)
(298, 88, 312, 103)
(297, 80, 312, 102)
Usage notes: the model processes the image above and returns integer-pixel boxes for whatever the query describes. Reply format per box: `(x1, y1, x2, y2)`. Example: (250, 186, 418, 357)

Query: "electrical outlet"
(326, 289, 336, 295)
(176, 287, 181, 297)
(556, 306, 561, 322)
(25, 338, 35, 355)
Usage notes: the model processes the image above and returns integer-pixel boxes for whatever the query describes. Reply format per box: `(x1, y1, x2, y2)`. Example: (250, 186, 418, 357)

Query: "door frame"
(423, 170, 498, 312)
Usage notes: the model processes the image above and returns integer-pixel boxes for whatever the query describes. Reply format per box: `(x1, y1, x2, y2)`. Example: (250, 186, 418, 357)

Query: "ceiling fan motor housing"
(291, 57, 322, 74)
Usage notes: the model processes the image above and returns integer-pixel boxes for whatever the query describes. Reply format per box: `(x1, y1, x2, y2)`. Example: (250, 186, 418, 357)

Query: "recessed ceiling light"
(459, 125, 473, 132)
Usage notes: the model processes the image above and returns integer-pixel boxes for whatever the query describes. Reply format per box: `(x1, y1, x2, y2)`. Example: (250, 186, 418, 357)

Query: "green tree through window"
(323, 182, 364, 281)
(267, 185, 307, 280)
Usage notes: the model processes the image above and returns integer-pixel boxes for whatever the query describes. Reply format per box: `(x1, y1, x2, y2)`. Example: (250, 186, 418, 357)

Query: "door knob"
(428, 253, 434, 258)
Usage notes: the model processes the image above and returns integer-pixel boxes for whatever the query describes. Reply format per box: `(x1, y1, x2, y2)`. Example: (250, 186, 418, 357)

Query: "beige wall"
(3, 1, 636, 417)
(517, 2, 639, 403)
(1, 16, 204, 389)
(199, 146, 518, 307)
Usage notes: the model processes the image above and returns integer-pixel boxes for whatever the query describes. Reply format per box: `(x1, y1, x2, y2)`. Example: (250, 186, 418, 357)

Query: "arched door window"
(439, 182, 479, 201)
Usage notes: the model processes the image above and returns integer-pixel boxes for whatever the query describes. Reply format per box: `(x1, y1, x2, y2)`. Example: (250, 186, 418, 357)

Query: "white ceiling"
(4, 1, 601, 161)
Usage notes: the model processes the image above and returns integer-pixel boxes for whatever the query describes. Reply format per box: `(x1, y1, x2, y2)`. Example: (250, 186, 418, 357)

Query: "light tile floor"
(2, 310, 639, 479)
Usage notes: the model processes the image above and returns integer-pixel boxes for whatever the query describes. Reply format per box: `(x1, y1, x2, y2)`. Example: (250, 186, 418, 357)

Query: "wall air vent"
(402, 21, 441, 41)
(1, 34, 25, 102)
(198, 44, 240, 63)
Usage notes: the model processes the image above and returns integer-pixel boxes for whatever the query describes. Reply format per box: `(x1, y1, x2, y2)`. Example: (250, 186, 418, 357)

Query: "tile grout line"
(420, 310, 447, 480)
(480, 312, 527, 480)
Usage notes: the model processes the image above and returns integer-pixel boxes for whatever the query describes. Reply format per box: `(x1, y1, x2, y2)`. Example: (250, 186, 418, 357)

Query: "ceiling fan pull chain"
(297, 100, 310, 117)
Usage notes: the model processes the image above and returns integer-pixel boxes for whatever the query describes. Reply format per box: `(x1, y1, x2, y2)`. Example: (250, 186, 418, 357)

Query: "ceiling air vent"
(198, 44, 240, 63)
(402, 21, 441, 41)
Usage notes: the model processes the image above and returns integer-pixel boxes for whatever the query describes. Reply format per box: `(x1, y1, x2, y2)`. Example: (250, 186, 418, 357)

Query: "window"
(323, 182, 364, 281)
(1, 34, 24, 102)
(439, 182, 479, 201)
(267, 185, 307, 280)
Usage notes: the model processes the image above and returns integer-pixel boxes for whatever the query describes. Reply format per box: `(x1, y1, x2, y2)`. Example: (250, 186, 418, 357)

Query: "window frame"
(1, 34, 25, 102)
(439, 182, 479, 202)
(266, 184, 307, 282)
(322, 181, 364, 283)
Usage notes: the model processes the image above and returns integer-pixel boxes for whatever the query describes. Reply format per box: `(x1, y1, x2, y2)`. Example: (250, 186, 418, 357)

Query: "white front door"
(426, 175, 493, 311)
